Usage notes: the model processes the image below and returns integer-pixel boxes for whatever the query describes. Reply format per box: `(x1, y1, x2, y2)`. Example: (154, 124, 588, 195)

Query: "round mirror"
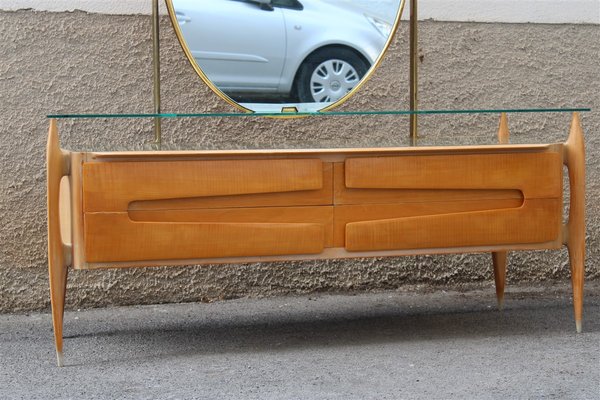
(167, 0, 406, 113)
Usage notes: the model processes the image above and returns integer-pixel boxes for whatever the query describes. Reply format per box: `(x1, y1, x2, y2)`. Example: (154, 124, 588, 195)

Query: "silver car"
(173, 0, 394, 103)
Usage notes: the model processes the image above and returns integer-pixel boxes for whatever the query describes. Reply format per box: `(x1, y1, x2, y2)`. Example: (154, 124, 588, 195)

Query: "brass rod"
(152, 0, 162, 148)
(409, 0, 418, 146)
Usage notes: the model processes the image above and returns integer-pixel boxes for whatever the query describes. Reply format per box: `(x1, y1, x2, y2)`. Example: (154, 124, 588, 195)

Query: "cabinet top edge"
(81, 144, 563, 162)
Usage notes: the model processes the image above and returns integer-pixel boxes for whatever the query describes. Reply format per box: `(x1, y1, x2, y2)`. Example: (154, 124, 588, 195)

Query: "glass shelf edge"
(47, 107, 591, 119)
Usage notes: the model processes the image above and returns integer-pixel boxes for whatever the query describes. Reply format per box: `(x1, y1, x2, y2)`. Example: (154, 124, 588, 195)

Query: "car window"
(231, 0, 303, 11)
(272, 0, 303, 10)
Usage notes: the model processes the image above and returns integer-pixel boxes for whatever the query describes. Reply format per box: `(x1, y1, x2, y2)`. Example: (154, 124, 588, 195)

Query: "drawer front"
(338, 151, 563, 251)
(344, 199, 562, 252)
(82, 159, 333, 263)
(333, 199, 524, 248)
(85, 207, 332, 263)
(83, 159, 332, 212)
(343, 152, 562, 199)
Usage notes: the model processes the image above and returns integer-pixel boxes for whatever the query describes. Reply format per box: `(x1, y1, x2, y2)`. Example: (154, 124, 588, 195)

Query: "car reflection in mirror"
(172, 0, 400, 111)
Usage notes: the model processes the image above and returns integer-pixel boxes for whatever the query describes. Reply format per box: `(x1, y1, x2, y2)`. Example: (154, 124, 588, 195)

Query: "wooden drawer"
(82, 159, 333, 262)
(83, 158, 332, 212)
(343, 199, 562, 251)
(344, 152, 562, 193)
(336, 151, 563, 251)
(84, 207, 332, 263)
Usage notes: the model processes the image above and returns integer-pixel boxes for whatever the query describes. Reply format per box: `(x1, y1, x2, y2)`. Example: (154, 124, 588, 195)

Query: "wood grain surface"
(83, 158, 325, 212)
(345, 198, 562, 252)
(85, 212, 327, 263)
(345, 152, 562, 199)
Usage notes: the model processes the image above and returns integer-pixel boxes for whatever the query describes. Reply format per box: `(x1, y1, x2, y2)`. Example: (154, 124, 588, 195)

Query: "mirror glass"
(167, 0, 406, 113)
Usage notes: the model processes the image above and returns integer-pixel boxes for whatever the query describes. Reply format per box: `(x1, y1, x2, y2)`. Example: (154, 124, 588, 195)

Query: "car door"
(174, 0, 287, 93)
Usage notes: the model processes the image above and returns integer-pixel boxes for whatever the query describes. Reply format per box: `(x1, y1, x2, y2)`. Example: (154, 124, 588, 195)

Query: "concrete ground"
(1, 283, 599, 400)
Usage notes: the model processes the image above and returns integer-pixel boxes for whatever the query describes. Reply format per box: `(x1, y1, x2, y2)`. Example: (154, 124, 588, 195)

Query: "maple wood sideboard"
(47, 113, 585, 366)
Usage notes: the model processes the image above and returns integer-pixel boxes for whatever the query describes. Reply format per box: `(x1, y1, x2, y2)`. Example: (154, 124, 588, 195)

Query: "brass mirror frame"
(166, 0, 407, 114)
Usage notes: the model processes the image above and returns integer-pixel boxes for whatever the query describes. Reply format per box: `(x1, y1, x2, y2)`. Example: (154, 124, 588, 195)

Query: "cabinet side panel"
(70, 153, 86, 269)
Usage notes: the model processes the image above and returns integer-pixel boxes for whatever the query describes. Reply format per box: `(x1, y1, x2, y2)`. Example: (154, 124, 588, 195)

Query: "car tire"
(296, 48, 369, 103)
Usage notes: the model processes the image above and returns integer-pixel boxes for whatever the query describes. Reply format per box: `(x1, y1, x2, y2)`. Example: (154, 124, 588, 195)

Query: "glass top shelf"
(48, 107, 590, 119)
(48, 107, 591, 151)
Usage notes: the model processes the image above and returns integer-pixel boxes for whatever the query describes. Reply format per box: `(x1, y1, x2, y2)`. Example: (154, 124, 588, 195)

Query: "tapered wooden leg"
(497, 113, 510, 145)
(492, 252, 507, 310)
(568, 246, 584, 334)
(49, 257, 68, 367)
(47, 119, 71, 366)
(564, 113, 586, 333)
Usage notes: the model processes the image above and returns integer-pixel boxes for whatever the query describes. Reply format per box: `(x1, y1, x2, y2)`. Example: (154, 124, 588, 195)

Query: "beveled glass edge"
(47, 107, 591, 119)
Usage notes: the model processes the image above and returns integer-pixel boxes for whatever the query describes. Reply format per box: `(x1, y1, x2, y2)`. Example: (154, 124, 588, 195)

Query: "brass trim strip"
(152, 0, 162, 147)
(409, 0, 418, 145)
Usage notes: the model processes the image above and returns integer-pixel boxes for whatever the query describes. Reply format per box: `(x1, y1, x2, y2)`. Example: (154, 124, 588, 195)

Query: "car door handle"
(176, 12, 191, 24)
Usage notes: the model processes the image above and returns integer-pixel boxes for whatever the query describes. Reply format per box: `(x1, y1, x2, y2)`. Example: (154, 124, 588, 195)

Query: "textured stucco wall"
(0, 10, 598, 312)
(3, 0, 598, 23)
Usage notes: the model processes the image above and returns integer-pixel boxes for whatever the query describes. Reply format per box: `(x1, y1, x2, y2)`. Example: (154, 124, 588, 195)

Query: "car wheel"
(296, 48, 369, 103)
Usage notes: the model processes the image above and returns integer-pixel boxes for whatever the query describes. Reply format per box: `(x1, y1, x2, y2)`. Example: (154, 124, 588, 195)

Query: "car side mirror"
(254, 0, 274, 11)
